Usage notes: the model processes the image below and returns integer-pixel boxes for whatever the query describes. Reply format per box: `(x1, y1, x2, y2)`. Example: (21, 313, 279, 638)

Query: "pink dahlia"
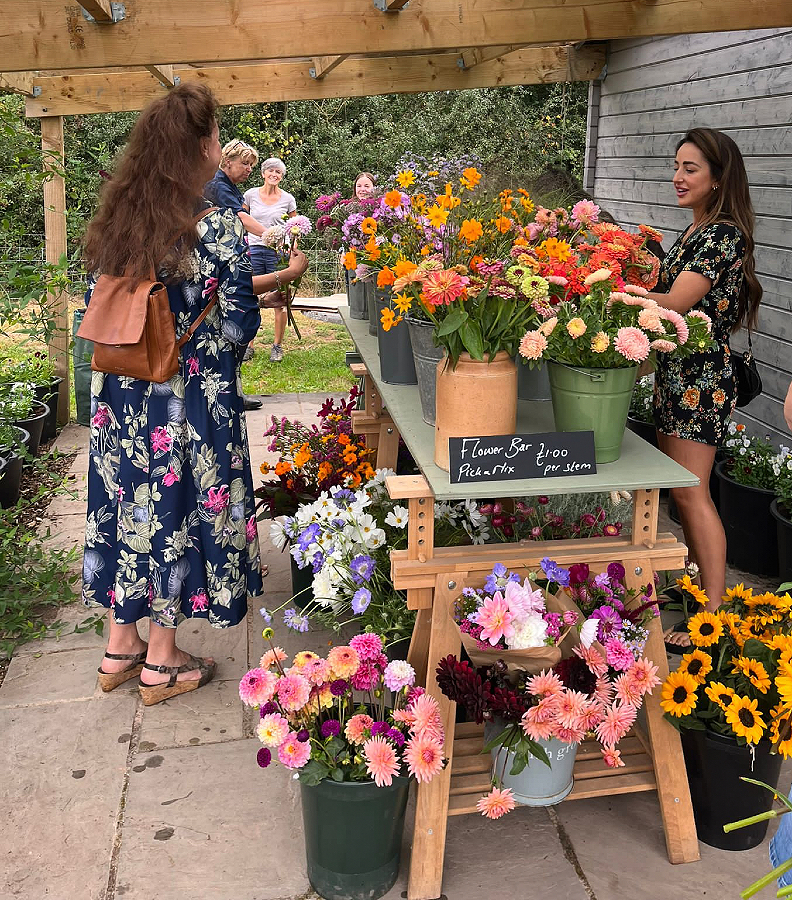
(404, 733, 445, 783)
(278, 732, 311, 769)
(383, 659, 416, 692)
(614, 672, 643, 707)
(614, 326, 650, 363)
(475, 592, 515, 646)
(626, 657, 661, 697)
(602, 746, 625, 768)
(327, 645, 360, 679)
(552, 723, 585, 745)
(593, 676, 615, 706)
(522, 706, 556, 741)
(363, 737, 401, 787)
(595, 702, 637, 747)
(276, 672, 312, 712)
(349, 633, 383, 662)
(345, 713, 374, 744)
(409, 693, 444, 742)
(257, 712, 290, 748)
(571, 199, 600, 228)
(605, 637, 636, 672)
(239, 668, 278, 707)
(527, 669, 564, 698)
(259, 647, 287, 670)
(519, 330, 548, 361)
(573, 643, 608, 678)
(303, 657, 332, 686)
(556, 690, 589, 729)
(351, 660, 381, 691)
(476, 787, 517, 819)
(577, 698, 605, 731)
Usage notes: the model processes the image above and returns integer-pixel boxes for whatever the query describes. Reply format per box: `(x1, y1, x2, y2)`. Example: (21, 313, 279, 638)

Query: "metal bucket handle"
(557, 362, 606, 382)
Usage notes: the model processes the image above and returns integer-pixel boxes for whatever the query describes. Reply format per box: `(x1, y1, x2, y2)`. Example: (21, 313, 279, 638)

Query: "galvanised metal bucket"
(547, 362, 639, 464)
(347, 276, 369, 320)
(367, 284, 378, 336)
(376, 293, 417, 385)
(406, 316, 443, 425)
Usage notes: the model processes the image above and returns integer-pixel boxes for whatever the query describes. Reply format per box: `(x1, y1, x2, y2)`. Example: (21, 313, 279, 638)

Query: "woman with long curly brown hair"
(646, 128, 762, 650)
(82, 83, 306, 704)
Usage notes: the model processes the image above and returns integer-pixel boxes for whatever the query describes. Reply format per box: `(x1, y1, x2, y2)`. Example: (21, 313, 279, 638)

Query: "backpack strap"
(177, 206, 221, 347)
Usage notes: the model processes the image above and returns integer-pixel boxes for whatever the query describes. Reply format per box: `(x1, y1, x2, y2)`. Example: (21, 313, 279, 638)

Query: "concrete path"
(2, 395, 789, 900)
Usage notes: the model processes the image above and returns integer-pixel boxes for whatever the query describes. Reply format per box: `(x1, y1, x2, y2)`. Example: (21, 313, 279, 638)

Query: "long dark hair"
(84, 83, 219, 279)
(675, 128, 762, 331)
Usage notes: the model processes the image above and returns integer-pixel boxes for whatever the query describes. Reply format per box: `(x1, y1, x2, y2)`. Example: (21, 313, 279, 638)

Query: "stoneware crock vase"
(434, 351, 517, 471)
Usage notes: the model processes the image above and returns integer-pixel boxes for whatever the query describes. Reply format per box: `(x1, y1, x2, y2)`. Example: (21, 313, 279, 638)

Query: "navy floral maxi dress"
(82, 208, 264, 628)
(653, 222, 746, 446)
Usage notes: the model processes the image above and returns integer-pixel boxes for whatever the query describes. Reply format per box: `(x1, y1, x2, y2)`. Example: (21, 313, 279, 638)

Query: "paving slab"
(0, 647, 103, 706)
(53, 423, 90, 454)
(115, 738, 309, 900)
(16, 598, 106, 657)
(2, 694, 136, 899)
(178, 617, 249, 682)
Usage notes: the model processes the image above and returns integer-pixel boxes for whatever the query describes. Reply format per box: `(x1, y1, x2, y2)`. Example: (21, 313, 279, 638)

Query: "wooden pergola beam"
(0, 72, 38, 96)
(24, 45, 606, 117)
(457, 46, 523, 70)
(3, 0, 791, 73)
(144, 64, 178, 87)
(309, 56, 348, 79)
(79, 0, 125, 23)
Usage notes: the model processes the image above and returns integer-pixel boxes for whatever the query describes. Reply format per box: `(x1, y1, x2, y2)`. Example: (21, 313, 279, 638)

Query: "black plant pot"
(681, 728, 783, 850)
(384, 636, 411, 663)
(0, 426, 29, 508)
(626, 416, 658, 448)
(771, 499, 792, 585)
(290, 555, 314, 609)
(14, 399, 49, 459)
(34, 376, 63, 443)
(716, 460, 778, 577)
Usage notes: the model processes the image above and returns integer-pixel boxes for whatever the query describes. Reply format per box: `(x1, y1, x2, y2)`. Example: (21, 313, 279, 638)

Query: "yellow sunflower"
(661, 671, 699, 717)
(731, 656, 772, 693)
(719, 609, 742, 637)
(724, 583, 754, 604)
(704, 681, 736, 712)
(770, 703, 792, 758)
(776, 663, 792, 706)
(725, 695, 766, 744)
(678, 649, 713, 685)
(688, 610, 724, 648)
(677, 574, 709, 607)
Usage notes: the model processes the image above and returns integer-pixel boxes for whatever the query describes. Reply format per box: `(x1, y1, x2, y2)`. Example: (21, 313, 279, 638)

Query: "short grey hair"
(261, 157, 286, 177)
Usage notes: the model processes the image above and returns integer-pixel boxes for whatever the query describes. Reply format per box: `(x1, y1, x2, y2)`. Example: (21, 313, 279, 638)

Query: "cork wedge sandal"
(97, 649, 147, 692)
(138, 654, 216, 706)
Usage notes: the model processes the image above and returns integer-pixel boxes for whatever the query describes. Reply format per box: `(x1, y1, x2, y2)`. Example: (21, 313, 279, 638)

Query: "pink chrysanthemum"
(556, 690, 589, 729)
(595, 702, 637, 746)
(349, 633, 383, 662)
(623, 284, 649, 296)
(650, 338, 677, 353)
(475, 592, 515, 646)
(257, 712, 290, 748)
(605, 637, 636, 672)
(278, 732, 311, 769)
(637, 309, 663, 332)
(404, 733, 445, 783)
(276, 672, 312, 712)
(363, 737, 401, 787)
(519, 330, 548, 361)
(602, 746, 625, 768)
(573, 643, 608, 677)
(259, 647, 287, 670)
(614, 326, 651, 363)
(239, 668, 279, 707)
(527, 670, 564, 698)
(476, 787, 517, 819)
(626, 657, 661, 697)
(614, 672, 644, 707)
(327, 645, 360, 679)
(345, 713, 374, 745)
(409, 693, 444, 742)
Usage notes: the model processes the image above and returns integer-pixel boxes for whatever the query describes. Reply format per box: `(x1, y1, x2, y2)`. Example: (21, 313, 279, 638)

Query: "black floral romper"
(653, 222, 746, 446)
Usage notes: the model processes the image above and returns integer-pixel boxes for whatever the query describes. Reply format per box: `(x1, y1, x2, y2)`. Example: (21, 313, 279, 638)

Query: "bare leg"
(139, 622, 215, 685)
(101, 617, 147, 673)
(274, 308, 286, 348)
(657, 432, 725, 646)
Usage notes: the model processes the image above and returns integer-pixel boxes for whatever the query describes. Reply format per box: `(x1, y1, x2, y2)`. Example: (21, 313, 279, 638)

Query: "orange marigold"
(360, 217, 378, 235)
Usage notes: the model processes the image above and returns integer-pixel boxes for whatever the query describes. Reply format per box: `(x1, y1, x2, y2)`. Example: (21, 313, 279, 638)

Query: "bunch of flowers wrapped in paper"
(661, 580, 792, 754)
(437, 559, 662, 818)
(259, 213, 312, 337)
(240, 630, 446, 787)
(256, 388, 375, 519)
(266, 470, 488, 642)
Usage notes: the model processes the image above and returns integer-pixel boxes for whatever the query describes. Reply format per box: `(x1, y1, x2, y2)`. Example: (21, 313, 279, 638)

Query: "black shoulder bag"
(733, 330, 762, 408)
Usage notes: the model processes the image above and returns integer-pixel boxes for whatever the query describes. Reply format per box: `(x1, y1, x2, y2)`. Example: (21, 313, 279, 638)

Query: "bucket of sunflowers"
(240, 630, 446, 900)
(661, 580, 792, 850)
(437, 558, 662, 815)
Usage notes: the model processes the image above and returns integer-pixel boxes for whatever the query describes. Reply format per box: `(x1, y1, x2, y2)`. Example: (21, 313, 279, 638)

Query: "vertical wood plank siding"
(587, 29, 792, 444)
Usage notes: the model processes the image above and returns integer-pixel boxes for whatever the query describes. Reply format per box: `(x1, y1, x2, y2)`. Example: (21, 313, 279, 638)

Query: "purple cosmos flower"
(296, 729, 310, 743)
(321, 719, 341, 738)
(256, 747, 272, 768)
(330, 679, 348, 696)
(351, 588, 372, 614)
(592, 605, 623, 642)
(283, 608, 310, 632)
(350, 554, 376, 585)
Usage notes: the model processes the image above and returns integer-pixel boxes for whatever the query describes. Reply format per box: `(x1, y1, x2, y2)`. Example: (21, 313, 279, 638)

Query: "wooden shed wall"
(587, 28, 792, 445)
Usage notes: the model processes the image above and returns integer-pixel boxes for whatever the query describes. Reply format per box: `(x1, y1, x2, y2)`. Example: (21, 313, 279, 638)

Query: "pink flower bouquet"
(239, 630, 446, 787)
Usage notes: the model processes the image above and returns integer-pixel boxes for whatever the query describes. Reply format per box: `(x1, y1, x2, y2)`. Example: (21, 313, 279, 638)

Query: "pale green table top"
(341, 308, 699, 501)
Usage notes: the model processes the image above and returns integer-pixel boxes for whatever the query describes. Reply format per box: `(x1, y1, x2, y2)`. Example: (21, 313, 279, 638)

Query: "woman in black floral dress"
(647, 128, 762, 646)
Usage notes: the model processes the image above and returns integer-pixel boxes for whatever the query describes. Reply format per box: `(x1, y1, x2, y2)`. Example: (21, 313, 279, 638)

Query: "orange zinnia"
(393, 259, 418, 278)
(360, 217, 378, 235)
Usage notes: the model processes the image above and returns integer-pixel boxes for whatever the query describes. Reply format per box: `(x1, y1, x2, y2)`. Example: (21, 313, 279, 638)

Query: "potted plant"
(437, 559, 661, 815)
(716, 423, 779, 577)
(0, 382, 49, 458)
(661, 580, 792, 849)
(626, 374, 657, 446)
(0, 422, 29, 508)
(0, 352, 61, 442)
(239, 631, 446, 900)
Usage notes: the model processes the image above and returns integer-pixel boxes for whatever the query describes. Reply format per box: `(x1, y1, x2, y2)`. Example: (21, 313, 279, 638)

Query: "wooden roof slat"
(24, 45, 606, 117)
(3, 0, 791, 74)
(310, 56, 348, 79)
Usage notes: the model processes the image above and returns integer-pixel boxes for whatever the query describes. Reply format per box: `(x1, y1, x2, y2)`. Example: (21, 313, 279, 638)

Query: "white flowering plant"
(258, 214, 313, 339)
(721, 420, 778, 492)
(266, 469, 489, 645)
(629, 375, 655, 424)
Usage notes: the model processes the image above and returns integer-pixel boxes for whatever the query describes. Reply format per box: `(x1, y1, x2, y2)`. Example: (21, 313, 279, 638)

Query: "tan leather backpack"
(77, 207, 218, 383)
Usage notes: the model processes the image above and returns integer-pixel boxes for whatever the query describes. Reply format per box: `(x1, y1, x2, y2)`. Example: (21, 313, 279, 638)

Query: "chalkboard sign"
(448, 431, 597, 485)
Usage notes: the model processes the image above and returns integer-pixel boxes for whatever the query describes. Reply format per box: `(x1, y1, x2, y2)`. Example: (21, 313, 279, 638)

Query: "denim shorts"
(770, 793, 792, 888)
(249, 245, 279, 276)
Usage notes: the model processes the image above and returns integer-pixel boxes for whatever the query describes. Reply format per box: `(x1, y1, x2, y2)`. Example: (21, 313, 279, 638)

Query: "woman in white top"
(243, 157, 298, 362)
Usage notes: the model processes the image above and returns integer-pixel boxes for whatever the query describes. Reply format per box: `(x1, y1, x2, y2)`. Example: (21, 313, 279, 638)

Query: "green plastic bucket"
(300, 777, 409, 900)
(72, 309, 94, 426)
(547, 361, 638, 464)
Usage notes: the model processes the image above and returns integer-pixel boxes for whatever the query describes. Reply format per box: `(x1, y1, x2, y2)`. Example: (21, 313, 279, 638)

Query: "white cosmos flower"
(365, 528, 386, 550)
(579, 618, 600, 648)
(269, 518, 289, 551)
(385, 505, 409, 528)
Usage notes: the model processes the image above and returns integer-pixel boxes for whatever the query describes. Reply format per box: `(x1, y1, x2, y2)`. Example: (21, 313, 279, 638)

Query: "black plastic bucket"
(716, 460, 777, 577)
(34, 376, 63, 443)
(376, 293, 417, 386)
(14, 400, 49, 459)
(772, 499, 792, 585)
(290, 555, 314, 609)
(0, 426, 29, 508)
(681, 728, 783, 850)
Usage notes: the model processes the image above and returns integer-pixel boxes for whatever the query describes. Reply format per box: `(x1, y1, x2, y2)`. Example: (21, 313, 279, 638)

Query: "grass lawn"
(240, 310, 355, 396)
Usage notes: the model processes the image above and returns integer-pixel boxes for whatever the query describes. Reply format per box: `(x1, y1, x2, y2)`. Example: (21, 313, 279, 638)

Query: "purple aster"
(330, 679, 348, 696)
(256, 747, 272, 768)
(296, 729, 310, 743)
(351, 588, 372, 614)
(283, 608, 310, 633)
(321, 719, 341, 738)
(371, 721, 390, 737)
(350, 554, 376, 585)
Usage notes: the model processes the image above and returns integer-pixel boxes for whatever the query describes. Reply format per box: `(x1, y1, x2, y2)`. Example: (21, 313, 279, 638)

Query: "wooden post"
(41, 116, 70, 425)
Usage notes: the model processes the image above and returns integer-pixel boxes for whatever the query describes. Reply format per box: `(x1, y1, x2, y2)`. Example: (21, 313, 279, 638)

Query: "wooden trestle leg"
(385, 478, 700, 900)
(350, 363, 400, 470)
